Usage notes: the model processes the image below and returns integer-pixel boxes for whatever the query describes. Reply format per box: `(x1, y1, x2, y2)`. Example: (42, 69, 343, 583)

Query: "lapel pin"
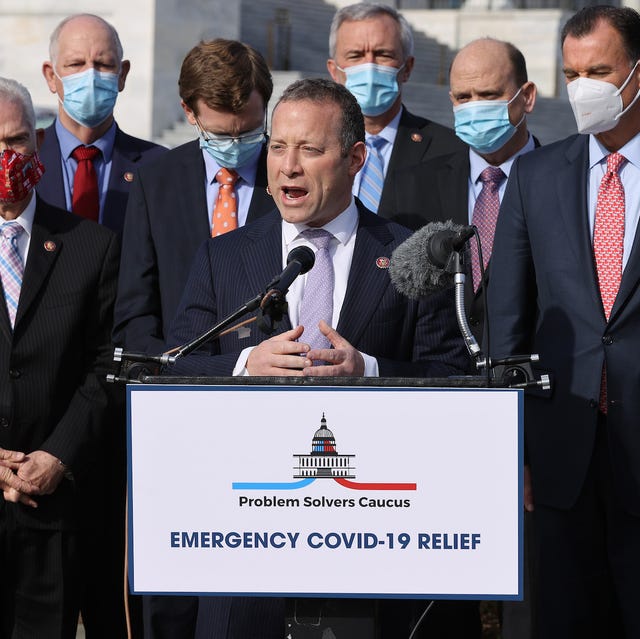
(44, 240, 56, 252)
(376, 257, 390, 269)
(411, 133, 423, 143)
(124, 172, 134, 183)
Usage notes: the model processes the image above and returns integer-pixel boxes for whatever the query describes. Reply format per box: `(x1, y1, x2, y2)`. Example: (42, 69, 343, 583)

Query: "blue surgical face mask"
(195, 122, 266, 169)
(57, 67, 119, 128)
(338, 62, 404, 117)
(453, 87, 524, 155)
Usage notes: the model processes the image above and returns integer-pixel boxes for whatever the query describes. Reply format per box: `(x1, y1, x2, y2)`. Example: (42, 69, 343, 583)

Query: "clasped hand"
(246, 320, 365, 376)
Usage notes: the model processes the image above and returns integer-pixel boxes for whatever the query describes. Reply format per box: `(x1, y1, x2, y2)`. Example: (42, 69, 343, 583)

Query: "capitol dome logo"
(233, 413, 416, 492)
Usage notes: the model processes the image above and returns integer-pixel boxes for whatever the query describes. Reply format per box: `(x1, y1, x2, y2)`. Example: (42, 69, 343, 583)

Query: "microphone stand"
(447, 244, 550, 392)
(108, 291, 267, 384)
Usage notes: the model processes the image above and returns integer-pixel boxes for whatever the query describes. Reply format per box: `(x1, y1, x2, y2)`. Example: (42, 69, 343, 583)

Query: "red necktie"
(72, 145, 101, 222)
(471, 166, 505, 291)
(593, 152, 626, 413)
(211, 168, 239, 237)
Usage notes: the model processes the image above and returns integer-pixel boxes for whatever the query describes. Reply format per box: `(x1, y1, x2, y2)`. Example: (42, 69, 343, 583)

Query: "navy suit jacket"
(488, 133, 640, 514)
(377, 107, 466, 223)
(36, 121, 167, 234)
(167, 204, 468, 378)
(0, 196, 119, 529)
(113, 140, 274, 354)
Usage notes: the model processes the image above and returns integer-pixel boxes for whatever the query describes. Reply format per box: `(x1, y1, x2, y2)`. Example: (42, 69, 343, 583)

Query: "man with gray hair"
(38, 13, 165, 233)
(327, 2, 464, 225)
(0, 76, 119, 639)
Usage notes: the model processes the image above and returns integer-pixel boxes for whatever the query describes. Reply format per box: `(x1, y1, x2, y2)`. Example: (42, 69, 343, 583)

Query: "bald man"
(38, 13, 165, 233)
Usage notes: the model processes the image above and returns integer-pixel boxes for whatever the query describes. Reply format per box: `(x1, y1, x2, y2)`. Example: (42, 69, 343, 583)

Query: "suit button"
(589, 399, 598, 409)
(0, 417, 8, 428)
(8, 369, 20, 379)
(602, 336, 613, 345)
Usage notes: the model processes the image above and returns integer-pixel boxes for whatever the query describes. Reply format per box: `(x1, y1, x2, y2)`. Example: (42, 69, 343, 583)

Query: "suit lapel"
(14, 204, 61, 329)
(556, 136, 604, 314)
(337, 206, 395, 344)
(437, 151, 470, 226)
(36, 124, 67, 210)
(241, 214, 291, 330)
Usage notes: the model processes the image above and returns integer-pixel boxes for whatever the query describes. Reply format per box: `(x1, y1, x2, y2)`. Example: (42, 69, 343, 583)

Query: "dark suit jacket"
(167, 204, 469, 379)
(488, 133, 640, 515)
(112, 140, 274, 354)
(0, 196, 119, 530)
(36, 121, 167, 234)
(377, 107, 466, 223)
(387, 138, 541, 347)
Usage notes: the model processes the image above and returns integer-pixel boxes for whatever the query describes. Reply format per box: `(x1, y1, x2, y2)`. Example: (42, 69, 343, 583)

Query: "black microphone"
(389, 221, 475, 298)
(264, 245, 315, 296)
(258, 245, 315, 333)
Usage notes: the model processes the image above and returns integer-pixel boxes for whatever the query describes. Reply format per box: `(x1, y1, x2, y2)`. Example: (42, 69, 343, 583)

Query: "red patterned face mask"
(0, 149, 45, 203)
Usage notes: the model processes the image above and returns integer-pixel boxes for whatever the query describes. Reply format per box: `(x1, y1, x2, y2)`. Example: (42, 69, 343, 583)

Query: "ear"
(42, 61, 58, 94)
(348, 140, 366, 177)
(118, 60, 131, 92)
(521, 81, 537, 114)
(327, 59, 341, 83)
(181, 100, 197, 126)
(448, 90, 456, 106)
(398, 56, 414, 84)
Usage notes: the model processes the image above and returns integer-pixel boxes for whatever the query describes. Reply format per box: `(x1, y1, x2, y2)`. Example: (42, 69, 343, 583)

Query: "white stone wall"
(0, 0, 241, 141)
(404, 8, 573, 98)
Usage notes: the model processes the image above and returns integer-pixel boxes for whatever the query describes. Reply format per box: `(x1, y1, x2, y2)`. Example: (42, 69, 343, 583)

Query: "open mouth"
(282, 186, 308, 200)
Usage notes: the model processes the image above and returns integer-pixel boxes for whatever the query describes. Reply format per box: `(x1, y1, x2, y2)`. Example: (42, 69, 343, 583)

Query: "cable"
(408, 600, 435, 639)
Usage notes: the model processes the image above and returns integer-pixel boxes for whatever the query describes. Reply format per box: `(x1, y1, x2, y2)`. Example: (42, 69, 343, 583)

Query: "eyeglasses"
(195, 120, 267, 147)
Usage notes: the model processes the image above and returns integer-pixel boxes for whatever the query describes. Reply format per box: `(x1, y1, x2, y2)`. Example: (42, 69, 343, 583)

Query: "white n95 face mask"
(567, 61, 640, 135)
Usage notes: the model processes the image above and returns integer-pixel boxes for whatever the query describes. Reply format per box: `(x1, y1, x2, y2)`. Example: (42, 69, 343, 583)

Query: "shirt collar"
(365, 107, 402, 148)
(55, 117, 116, 162)
(201, 143, 263, 187)
(4, 191, 36, 236)
(469, 132, 536, 184)
(282, 197, 359, 248)
(588, 131, 640, 171)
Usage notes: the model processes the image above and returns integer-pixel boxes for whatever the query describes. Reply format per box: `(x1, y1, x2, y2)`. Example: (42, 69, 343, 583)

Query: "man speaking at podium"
(166, 78, 468, 637)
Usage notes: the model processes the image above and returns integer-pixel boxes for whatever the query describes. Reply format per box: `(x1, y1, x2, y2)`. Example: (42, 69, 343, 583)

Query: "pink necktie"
(471, 166, 505, 291)
(593, 152, 626, 413)
(593, 152, 626, 321)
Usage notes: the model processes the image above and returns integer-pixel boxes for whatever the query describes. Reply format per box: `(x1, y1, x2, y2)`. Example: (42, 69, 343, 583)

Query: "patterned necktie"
(0, 221, 25, 328)
(212, 168, 239, 237)
(593, 153, 626, 414)
(358, 136, 385, 213)
(299, 229, 334, 352)
(72, 145, 101, 222)
(594, 152, 626, 321)
(471, 166, 505, 291)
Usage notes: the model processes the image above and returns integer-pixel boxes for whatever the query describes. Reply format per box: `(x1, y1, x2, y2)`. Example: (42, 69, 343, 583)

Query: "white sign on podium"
(128, 385, 523, 600)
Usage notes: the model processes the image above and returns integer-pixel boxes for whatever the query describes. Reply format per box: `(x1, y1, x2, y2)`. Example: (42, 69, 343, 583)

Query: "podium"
(127, 376, 523, 637)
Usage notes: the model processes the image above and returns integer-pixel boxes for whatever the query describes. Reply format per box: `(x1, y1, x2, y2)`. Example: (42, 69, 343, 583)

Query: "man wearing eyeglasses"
(112, 39, 274, 639)
(114, 39, 273, 356)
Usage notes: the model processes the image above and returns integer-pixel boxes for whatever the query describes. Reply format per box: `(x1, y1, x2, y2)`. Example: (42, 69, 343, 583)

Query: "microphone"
(265, 245, 315, 296)
(258, 245, 315, 334)
(389, 221, 475, 298)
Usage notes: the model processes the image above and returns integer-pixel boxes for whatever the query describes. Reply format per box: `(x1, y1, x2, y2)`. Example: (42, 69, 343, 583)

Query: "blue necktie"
(359, 136, 385, 213)
(0, 221, 25, 328)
